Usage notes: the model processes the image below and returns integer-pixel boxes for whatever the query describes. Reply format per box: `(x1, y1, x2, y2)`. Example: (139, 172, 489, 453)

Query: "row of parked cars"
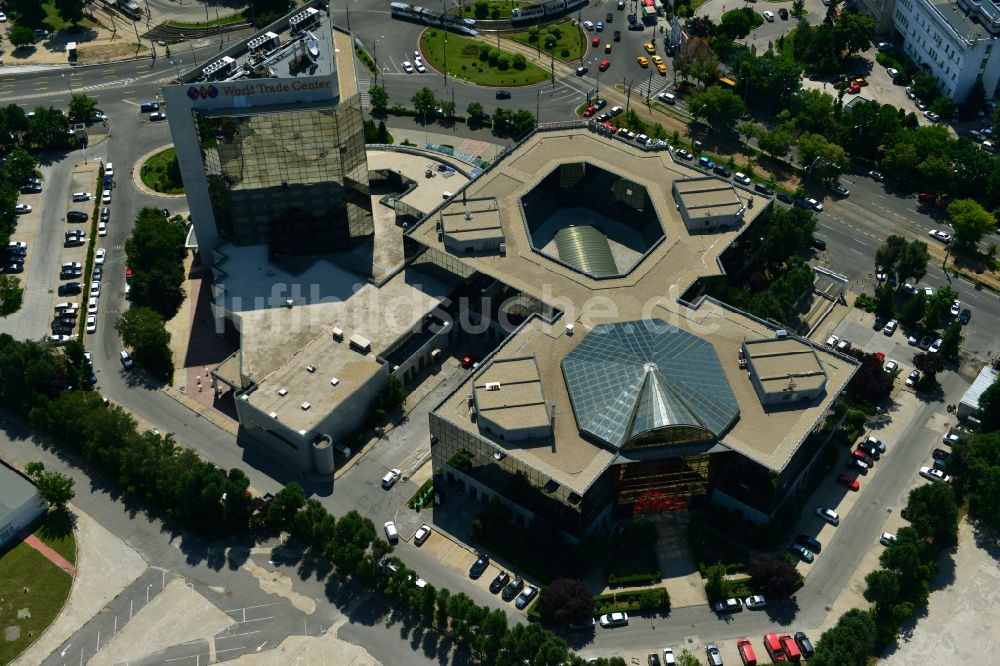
(646, 632, 813, 665)
(477, 554, 539, 609)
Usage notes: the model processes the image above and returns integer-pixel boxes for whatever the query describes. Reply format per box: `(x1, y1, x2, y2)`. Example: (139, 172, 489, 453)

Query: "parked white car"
(94, 248, 106, 265)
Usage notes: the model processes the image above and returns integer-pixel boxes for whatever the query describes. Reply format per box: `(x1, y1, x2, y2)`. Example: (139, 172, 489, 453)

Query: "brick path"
(23, 534, 77, 576)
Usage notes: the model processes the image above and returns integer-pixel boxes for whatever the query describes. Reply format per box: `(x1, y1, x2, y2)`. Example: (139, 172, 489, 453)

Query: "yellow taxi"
(657, 63, 667, 75)
(636, 56, 649, 67)
(605, 42, 612, 53)
(644, 42, 656, 54)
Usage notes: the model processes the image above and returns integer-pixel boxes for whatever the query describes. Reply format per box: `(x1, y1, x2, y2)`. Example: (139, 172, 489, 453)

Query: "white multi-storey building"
(890, 0, 1000, 101)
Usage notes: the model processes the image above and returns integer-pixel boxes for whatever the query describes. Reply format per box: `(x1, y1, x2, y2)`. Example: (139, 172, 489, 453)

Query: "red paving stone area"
(182, 266, 239, 422)
(23, 535, 76, 576)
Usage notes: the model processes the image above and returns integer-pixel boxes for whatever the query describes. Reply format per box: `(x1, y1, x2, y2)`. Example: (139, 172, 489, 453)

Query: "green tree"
(977, 379, 1000, 432)
(720, 7, 756, 39)
(948, 431, 1000, 529)
(923, 285, 958, 329)
(793, 89, 837, 135)
(54, 0, 86, 24)
(26, 106, 70, 149)
(675, 49, 721, 88)
(538, 578, 594, 626)
(1, 148, 39, 186)
(748, 553, 800, 598)
(115, 307, 173, 378)
(881, 140, 919, 182)
(898, 239, 930, 282)
(875, 284, 894, 318)
(798, 132, 850, 182)
(703, 562, 731, 601)
(266, 482, 306, 530)
(757, 122, 794, 158)
(810, 608, 877, 666)
(467, 101, 485, 122)
(905, 482, 958, 548)
(435, 587, 450, 631)
(411, 87, 438, 119)
(938, 321, 962, 359)
(0, 274, 23, 316)
(948, 198, 994, 245)
(898, 290, 926, 327)
(509, 109, 537, 136)
(863, 568, 900, 609)
(24, 461, 76, 509)
(369, 85, 389, 113)
(676, 651, 701, 666)
(688, 86, 747, 134)
(252, 0, 292, 26)
(792, 0, 805, 15)
(9, 26, 35, 49)
(125, 207, 187, 319)
(762, 207, 817, 267)
(833, 11, 874, 54)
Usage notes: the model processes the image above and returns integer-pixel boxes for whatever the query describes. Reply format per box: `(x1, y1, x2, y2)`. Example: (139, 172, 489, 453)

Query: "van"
(442, 191, 453, 200)
(120, 350, 134, 369)
(54, 301, 79, 312)
(779, 634, 801, 662)
(384, 520, 398, 543)
(67, 210, 89, 222)
(737, 638, 757, 666)
(140, 102, 160, 113)
(763, 633, 785, 661)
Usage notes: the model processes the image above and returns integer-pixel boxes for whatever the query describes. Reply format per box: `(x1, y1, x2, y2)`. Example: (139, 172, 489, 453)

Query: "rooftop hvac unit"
(485, 382, 501, 391)
(566, 323, 574, 335)
(247, 31, 280, 53)
(202, 56, 236, 80)
(285, 299, 294, 308)
(776, 329, 789, 338)
(331, 327, 344, 341)
(289, 6, 320, 32)
(499, 243, 507, 255)
(300, 402, 311, 411)
(330, 377, 340, 386)
(306, 364, 316, 373)
(278, 388, 288, 396)
(269, 411, 278, 419)
(349, 334, 372, 353)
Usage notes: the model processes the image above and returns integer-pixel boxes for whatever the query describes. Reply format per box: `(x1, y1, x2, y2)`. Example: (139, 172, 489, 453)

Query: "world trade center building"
(161, 0, 373, 256)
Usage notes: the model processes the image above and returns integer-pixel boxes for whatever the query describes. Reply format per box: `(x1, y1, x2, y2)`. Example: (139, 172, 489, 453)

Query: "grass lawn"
(0, 522, 75, 663)
(164, 13, 248, 29)
(419, 29, 550, 87)
(451, 0, 528, 19)
(506, 19, 585, 63)
(36, 510, 77, 566)
(140, 147, 184, 195)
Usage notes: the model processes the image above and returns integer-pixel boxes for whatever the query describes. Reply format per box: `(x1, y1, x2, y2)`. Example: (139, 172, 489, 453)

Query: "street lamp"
(180, 34, 198, 66)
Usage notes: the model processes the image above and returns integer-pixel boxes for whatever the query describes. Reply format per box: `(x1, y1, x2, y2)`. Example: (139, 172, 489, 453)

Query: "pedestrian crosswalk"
(358, 75, 373, 108)
(633, 78, 669, 102)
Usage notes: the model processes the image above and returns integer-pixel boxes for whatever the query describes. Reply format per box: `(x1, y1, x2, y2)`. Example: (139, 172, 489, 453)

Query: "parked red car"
(837, 473, 860, 491)
(852, 449, 874, 468)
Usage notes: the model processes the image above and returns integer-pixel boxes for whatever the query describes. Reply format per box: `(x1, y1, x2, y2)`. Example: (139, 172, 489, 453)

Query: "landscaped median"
(140, 147, 184, 195)
(419, 29, 550, 86)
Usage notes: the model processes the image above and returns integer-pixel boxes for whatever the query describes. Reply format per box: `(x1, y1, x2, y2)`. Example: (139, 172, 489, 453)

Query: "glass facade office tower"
(194, 96, 372, 254)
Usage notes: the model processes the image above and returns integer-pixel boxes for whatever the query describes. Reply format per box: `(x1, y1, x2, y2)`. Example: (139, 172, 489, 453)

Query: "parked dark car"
(713, 165, 731, 178)
(514, 585, 538, 610)
(469, 553, 490, 579)
(754, 183, 774, 196)
(489, 571, 510, 594)
(777, 192, 794, 204)
(58, 282, 83, 296)
(501, 576, 525, 601)
(811, 237, 827, 250)
(932, 448, 950, 461)
(795, 533, 822, 554)
(67, 211, 89, 222)
(794, 632, 815, 658)
(778, 7, 789, 18)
